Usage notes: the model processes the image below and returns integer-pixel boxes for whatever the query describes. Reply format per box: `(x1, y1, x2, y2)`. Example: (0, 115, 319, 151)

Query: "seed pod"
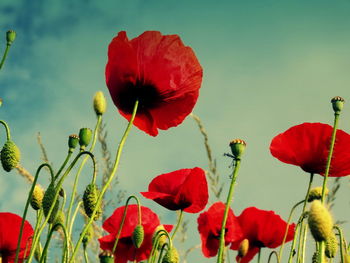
(238, 239, 249, 258)
(42, 183, 60, 223)
(93, 91, 107, 116)
(325, 233, 338, 258)
(308, 200, 333, 242)
(99, 250, 114, 263)
(83, 183, 102, 220)
(162, 247, 179, 263)
(68, 134, 79, 151)
(229, 139, 246, 159)
(132, 224, 144, 248)
(1, 140, 20, 172)
(331, 96, 345, 113)
(30, 185, 44, 210)
(308, 187, 329, 202)
(79, 128, 92, 149)
(6, 30, 16, 45)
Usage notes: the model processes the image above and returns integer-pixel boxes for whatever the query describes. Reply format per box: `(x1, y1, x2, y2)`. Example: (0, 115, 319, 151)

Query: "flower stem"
(257, 248, 262, 263)
(14, 163, 54, 263)
(171, 210, 184, 240)
(268, 251, 280, 263)
(0, 120, 11, 140)
(321, 113, 340, 203)
(148, 230, 171, 263)
(0, 44, 11, 70)
(54, 151, 73, 181)
(288, 219, 302, 263)
(334, 225, 345, 263)
(69, 100, 138, 262)
(83, 247, 89, 263)
(217, 158, 242, 263)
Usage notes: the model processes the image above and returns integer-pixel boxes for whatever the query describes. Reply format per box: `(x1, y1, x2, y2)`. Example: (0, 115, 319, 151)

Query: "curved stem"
(0, 44, 11, 70)
(54, 151, 73, 181)
(217, 159, 242, 263)
(148, 230, 172, 263)
(27, 151, 94, 263)
(14, 163, 53, 263)
(268, 251, 280, 263)
(171, 210, 184, 240)
(334, 225, 345, 263)
(0, 120, 10, 140)
(70, 100, 138, 262)
(156, 243, 169, 263)
(321, 113, 340, 202)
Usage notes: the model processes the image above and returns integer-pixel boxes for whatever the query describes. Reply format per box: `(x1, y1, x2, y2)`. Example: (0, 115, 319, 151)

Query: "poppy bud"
(99, 250, 114, 263)
(30, 185, 44, 210)
(325, 233, 338, 258)
(162, 247, 179, 263)
(331, 96, 344, 113)
(153, 225, 168, 250)
(53, 210, 65, 230)
(238, 239, 249, 258)
(308, 187, 329, 202)
(1, 140, 20, 172)
(82, 225, 94, 249)
(79, 128, 92, 149)
(229, 139, 246, 159)
(42, 183, 60, 223)
(93, 91, 107, 116)
(68, 134, 79, 151)
(308, 200, 333, 242)
(83, 183, 102, 220)
(132, 224, 144, 248)
(6, 30, 16, 45)
(345, 254, 350, 263)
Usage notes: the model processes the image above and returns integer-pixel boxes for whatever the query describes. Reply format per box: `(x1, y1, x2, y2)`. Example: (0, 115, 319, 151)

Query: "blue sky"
(1, 0, 350, 262)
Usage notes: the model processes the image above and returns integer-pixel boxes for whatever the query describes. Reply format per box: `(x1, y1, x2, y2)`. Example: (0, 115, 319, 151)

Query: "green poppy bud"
(308, 187, 329, 202)
(162, 247, 179, 263)
(79, 128, 92, 149)
(99, 251, 114, 263)
(82, 225, 94, 249)
(238, 239, 249, 258)
(6, 30, 16, 45)
(308, 200, 333, 242)
(325, 233, 338, 258)
(68, 134, 79, 151)
(331, 96, 344, 113)
(30, 185, 44, 210)
(1, 140, 20, 172)
(42, 183, 60, 223)
(229, 139, 246, 159)
(93, 91, 107, 116)
(83, 183, 102, 220)
(132, 224, 144, 248)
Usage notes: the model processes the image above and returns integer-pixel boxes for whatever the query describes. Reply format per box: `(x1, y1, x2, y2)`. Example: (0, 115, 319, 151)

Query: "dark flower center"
(252, 240, 265, 248)
(117, 79, 163, 114)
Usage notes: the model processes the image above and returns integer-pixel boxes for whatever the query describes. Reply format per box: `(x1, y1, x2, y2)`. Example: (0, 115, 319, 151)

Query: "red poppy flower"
(0, 212, 34, 263)
(99, 205, 172, 263)
(197, 202, 243, 257)
(106, 31, 203, 136)
(140, 167, 208, 213)
(270, 122, 350, 177)
(230, 207, 295, 263)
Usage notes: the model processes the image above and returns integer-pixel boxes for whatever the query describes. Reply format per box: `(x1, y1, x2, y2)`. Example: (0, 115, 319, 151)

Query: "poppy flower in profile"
(105, 31, 203, 136)
(141, 167, 208, 213)
(0, 212, 34, 263)
(230, 207, 295, 263)
(99, 205, 172, 263)
(270, 122, 350, 177)
(197, 202, 243, 257)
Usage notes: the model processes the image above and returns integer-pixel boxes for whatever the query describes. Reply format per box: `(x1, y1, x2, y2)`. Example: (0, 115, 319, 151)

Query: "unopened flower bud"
(308, 187, 329, 202)
(83, 183, 102, 220)
(229, 139, 246, 159)
(99, 250, 114, 263)
(82, 225, 94, 249)
(30, 185, 44, 210)
(1, 140, 20, 172)
(93, 91, 107, 116)
(162, 247, 179, 263)
(331, 96, 344, 113)
(325, 233, 338, 258)
(79, 128, 92, 149)
(6, 30, 16, 45)
(42, 183, 60, 223)
(238, 239, 249, 258)
(68, 134, 79, 151)
(308, 200, 333, 242)
(132, 224, 144, 248)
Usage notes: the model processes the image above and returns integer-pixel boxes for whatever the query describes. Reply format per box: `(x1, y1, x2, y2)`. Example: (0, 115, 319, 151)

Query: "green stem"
(288, 220, 302, 263)
(14, 163, 53, 263)
(148, 230, 171, 263)
(68, 201, 82, 241)
(83, 247, 89, 263)
(334, 225, 345, 263)
(39, 223, 68, 263)
(66, 115, 101, 231)
(278, 200, 304, 261)
(257, 248, 262, 263)
(300, 224, 308, 263)
(0, 44, 10, 70)
(69, 100, 138, 262)
(268, 251, 280, 263)
(318, 242, 325, 263)
(217, 159, 242, 263)
(321, 113, 340, 203)
(27, 151, 95, 263)
(171, 210, 184, 240)
(0, 120, 11, 140)
(156, 243, 169, 263)
(54, 151, 73, 181)
(112, 195, 142, 253)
